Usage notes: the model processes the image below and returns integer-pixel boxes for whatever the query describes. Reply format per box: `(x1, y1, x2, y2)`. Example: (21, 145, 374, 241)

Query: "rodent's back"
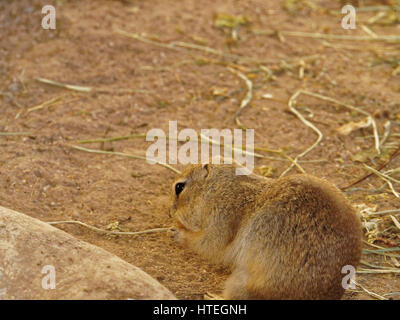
(170, 165, 362, 299)
(226, 174, 362, 299)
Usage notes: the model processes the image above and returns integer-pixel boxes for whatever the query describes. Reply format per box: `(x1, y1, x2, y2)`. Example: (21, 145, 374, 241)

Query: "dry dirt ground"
(1, 0, 400, 299)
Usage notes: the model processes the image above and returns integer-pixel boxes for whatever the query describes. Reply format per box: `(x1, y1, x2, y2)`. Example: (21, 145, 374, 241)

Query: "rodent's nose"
(167, 227, 178, 239)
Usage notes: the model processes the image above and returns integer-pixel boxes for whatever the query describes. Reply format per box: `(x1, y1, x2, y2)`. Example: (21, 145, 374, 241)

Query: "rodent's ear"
(201, 163, 210, 178)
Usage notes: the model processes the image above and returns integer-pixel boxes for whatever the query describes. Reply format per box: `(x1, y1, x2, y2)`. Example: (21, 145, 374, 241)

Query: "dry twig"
(48, 220, 171, 236)
(71, 145, 181, 174)
(227, 67, 253, 128)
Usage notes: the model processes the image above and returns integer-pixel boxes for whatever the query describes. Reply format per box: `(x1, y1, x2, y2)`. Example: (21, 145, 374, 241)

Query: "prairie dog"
(169, 164, 362, 299)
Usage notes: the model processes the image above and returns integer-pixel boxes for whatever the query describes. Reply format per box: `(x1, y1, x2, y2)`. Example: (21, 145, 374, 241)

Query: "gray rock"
(0, 206, 176, 300)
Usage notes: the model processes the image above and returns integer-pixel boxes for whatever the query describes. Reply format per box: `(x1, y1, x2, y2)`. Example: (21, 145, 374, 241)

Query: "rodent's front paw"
(168, 227, 185, 244)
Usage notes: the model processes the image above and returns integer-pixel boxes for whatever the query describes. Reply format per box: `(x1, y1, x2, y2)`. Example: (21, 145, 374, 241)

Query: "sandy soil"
(0, 0, 399, 299)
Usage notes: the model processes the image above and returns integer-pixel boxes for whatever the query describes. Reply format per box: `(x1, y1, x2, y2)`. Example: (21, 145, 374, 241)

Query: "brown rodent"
(169, 164, 362, 300)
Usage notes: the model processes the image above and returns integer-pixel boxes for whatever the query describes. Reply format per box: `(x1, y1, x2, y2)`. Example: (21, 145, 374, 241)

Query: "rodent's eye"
(175, 182, 185, 196)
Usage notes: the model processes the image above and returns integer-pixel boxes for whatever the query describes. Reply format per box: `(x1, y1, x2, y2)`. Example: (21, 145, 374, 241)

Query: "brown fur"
(169, 164, 362, 300)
